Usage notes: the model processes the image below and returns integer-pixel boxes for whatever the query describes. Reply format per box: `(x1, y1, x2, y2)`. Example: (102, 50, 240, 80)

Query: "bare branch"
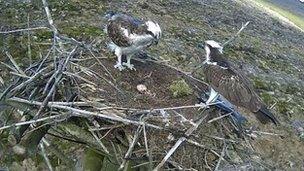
(0, 27, 50, 34)
(222, 21, 250, 47)
(41, 0, 58, 35)
(6, 52, 27, 76)
(153, 112, 209, 170)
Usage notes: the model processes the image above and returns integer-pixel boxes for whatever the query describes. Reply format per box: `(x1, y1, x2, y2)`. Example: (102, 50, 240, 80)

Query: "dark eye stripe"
(147, 31, 154, 37)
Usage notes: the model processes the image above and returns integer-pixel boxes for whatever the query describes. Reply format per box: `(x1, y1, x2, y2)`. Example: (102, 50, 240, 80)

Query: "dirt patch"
(80, 57, 206, 109)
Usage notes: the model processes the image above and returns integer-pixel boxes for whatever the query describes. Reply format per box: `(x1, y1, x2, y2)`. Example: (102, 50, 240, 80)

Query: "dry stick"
(86, 48, 116, 82)
(35, 46, 78, 119)
(153, 112, 210, 171)
(10, 67, 48, 93)
(6, 52, 27, 76)
(63, 71, 97, 86)
(207, 112, 233, 124)
(9, 72, 30, 78)
(0, 76, 3, 85)
(0, 113, 67, 131)
(9, 97, 162, 129)
(1, 62, 18, 73)
(143, 124, 153, 171)
(71, 61, 122, 94)
(39, 142, 54, 171)
(119, 126, 143, 170)
(0, 26, 50, 34)
(37, 45, 55, 72)
(214, 142, 227, 171)
(86, 122, 110, 154)
(41, 0, 58, 35)
(27, 14, 32, 65)
(186, 139, 223, 159)
(221, 21, 250, 47)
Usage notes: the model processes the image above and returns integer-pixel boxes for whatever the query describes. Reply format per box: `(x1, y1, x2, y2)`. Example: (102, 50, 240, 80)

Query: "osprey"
(202, 40, 278, 125)
(105, 12, 161, 71)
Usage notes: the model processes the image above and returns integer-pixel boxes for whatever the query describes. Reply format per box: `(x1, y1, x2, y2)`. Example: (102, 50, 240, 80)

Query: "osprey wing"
(107, 14, 144, 47)
(204, 64, 261, 111)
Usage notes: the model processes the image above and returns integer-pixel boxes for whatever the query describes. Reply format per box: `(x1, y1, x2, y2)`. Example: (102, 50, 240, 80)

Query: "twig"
(153, 112, 209, 170)
(207, 112, 232, 123)
(9, 97, 163, 129)
(214, 143, 226, 171)
(35, 46, 78, 118)
(186, 139, 222, 158)
(222, 21, 250, 47)
(119, 126, 143, 170)
(39, 142, 54, 171)
(143, 124, 153, 170)
(0, 113, 68, 131)
(27, 14, 32, 65)
(41, 0, 58, 35)
(6, 52, 27, 76)
(0, 26, 50, 34)
(86, 122, 110, 154)
(10, 67, 48, 93)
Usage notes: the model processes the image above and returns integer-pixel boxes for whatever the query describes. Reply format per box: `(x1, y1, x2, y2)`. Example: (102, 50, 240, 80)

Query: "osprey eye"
(147, 31, 155, 37)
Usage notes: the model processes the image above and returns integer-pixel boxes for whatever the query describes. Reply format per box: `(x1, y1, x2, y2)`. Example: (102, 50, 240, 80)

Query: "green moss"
(169, 79, 193, 98)
(61, 25, 104, 38)
(259, 92, 275, 105)
(275, 100, 289, 114)
(84, 149, 105, 171)
(35, 31, 53, 40)
(252, 77, 269, 90)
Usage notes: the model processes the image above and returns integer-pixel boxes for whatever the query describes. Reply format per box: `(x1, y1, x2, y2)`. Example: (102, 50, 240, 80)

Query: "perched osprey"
(105, 12, 161, 71)
(202, 40, 278, 125)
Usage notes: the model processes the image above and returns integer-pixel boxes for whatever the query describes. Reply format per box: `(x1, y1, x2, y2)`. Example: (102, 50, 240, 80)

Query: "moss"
(252, 77, 269, 90)
(259, 92, 275, 105)
(275, 100, 289, 114)
(84, 149, 105, 171)
(169, 79, 193, 98)
(61, 25, 104, 38)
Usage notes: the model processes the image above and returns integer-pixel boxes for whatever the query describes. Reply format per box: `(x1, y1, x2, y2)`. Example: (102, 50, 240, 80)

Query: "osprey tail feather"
(254, 106, 279, 125)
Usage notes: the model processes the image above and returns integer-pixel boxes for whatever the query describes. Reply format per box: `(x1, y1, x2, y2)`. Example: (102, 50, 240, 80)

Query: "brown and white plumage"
(203, 40, 278, 124)
(106, 12, 161, 71)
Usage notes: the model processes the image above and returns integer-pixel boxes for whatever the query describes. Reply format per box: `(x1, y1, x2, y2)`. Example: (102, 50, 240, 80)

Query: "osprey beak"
(219, 47, 224, 54)
(154, 39, 159, 45)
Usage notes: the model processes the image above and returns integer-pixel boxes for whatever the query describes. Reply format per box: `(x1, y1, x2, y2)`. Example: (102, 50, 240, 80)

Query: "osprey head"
(145, 21, 162, 44)
(204, 40, 223, 54)
(104, 11, 117, 21)
(203, 40, 223, 62)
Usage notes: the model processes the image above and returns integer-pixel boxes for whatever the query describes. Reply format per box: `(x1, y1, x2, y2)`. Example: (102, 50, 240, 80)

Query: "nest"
(0, 1, 276, 170)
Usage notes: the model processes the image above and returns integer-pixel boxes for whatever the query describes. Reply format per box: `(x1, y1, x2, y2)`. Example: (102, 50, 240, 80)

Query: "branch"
(153, 112, 209, 170)
(0, 27, 50, 34)
(222, 21, 250, 47)
(41, 0, 58, 35)
(9, 97, 163, 129)
(6, 52, 27, 76)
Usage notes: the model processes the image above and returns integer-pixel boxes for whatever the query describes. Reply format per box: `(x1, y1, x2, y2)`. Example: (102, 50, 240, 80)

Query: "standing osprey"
(105, 12, 161, 71)
(202, 40, 278, 125)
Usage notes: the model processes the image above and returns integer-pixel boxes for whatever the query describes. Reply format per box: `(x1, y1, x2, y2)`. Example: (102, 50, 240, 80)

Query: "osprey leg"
(114, 48, 125, 71)
(123, 55, 135, 70)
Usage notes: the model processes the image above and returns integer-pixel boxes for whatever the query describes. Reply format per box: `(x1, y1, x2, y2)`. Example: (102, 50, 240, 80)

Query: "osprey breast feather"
(105, 12, 161, 71)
